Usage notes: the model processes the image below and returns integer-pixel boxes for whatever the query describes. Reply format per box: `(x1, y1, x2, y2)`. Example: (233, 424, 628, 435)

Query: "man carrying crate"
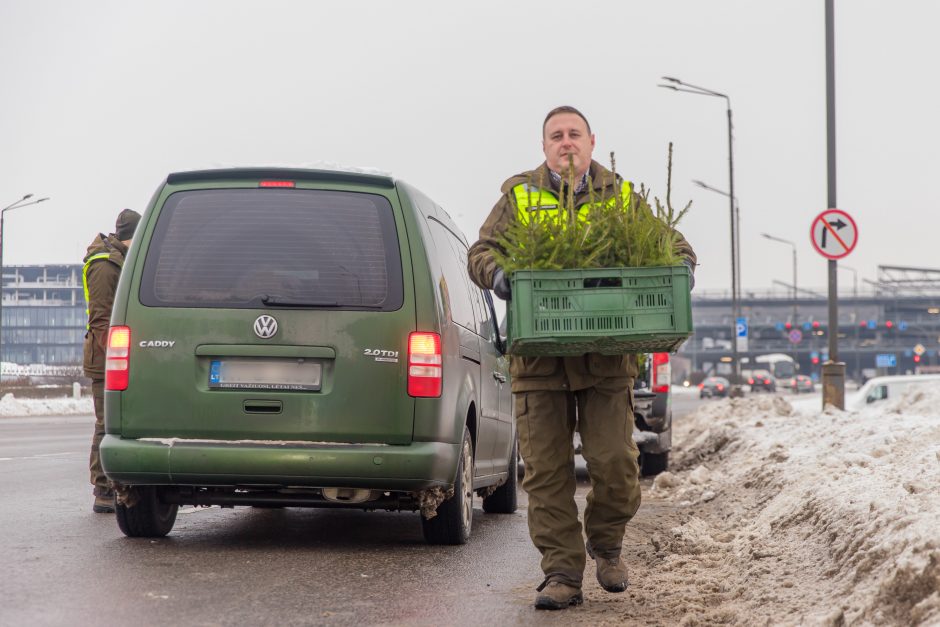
(467, 106, 696, 610)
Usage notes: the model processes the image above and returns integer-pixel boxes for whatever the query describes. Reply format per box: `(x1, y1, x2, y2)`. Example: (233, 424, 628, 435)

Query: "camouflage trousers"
(89, 380, 110, 497)
(515, 379, 641, 587)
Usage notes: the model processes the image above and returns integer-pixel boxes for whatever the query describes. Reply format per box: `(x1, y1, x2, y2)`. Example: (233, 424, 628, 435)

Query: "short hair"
(542, 106, 592, 137)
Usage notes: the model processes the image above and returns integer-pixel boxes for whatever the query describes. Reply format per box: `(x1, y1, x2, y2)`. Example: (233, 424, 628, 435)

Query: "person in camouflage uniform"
(83, 208, 140, 513)
(467, 106, 696, 610)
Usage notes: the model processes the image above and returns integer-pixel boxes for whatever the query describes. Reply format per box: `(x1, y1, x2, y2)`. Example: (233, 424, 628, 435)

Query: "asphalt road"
(0, 396, 707, 627)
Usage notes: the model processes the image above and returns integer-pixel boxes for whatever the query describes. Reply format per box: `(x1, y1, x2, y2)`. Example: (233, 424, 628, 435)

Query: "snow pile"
(0, 393, 93, 417)
(654, 390, 940, 625)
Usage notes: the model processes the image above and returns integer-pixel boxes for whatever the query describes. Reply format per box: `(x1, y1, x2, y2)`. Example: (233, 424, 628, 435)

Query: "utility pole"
(822, 0, 846, 409)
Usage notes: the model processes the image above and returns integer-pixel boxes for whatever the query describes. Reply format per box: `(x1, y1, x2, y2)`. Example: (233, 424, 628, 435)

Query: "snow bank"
(0, 393, 93, 417)
(656, 391, 940, 625)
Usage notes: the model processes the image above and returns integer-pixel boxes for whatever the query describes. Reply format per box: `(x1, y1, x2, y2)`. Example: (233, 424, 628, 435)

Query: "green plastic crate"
(507, 265, 693, 356)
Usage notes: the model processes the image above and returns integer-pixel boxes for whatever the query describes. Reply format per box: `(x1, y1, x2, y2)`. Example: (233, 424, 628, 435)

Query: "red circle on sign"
(810, 208, 858, 260)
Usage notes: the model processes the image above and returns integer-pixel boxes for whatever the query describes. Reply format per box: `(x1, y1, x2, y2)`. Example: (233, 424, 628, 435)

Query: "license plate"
(209, 358, 322, 391)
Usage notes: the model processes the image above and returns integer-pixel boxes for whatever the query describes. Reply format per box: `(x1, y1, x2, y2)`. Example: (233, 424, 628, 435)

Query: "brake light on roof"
(105, 326, 131, 391)
(258, 180, 295, 188)
(651, 352, 670, 394)
(408, 332, 442, 397)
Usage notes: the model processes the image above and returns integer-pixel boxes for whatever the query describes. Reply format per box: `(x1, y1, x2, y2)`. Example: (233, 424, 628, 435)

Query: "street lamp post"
(1, 194, 50, 385)
(761, 233, 798, 322)
(838, 264, 860, 381)
(661, 77, 740, 392)
(692, 180, 741, 299)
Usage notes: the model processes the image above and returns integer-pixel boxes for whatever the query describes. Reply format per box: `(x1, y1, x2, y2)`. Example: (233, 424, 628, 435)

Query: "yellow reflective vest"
(512, 180, 634, 224)
(82, 252, 113, 330)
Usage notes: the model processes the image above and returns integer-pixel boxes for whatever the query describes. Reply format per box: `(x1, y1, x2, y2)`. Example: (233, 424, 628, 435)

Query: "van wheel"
(115, 487, 178, 538)
(641, 451, 669, 477)
(422, 429, 473, 545)
(483, 438, 518, 514)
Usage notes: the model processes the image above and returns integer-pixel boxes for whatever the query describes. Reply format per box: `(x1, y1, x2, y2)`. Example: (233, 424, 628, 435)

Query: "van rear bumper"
(100, 435, 459, 491)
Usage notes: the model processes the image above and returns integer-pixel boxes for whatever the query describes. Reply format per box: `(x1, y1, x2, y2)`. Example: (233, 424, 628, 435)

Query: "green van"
(101, 168, 516, 545)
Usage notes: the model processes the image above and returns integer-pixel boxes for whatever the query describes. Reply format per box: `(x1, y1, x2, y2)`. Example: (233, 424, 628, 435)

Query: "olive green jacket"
(467, 160, 696, 393)
(82, 234, 129, 379)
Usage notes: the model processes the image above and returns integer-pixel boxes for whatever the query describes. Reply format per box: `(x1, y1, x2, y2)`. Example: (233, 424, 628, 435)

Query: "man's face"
(542, 112, 595, 178)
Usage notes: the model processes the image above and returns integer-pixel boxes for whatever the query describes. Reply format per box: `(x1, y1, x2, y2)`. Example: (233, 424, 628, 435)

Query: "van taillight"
(259, 180, 295, 188)
(652, 352, 670, 394)
(408, 332, 442, 397)
(105, 326, 131, 391)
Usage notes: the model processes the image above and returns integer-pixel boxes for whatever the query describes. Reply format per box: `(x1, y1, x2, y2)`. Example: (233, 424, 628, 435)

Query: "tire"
(482, 437, 518, 514)
(422, 428, 473, 545)
(641, 451, 669, 477)
(115, 486, 179, 538)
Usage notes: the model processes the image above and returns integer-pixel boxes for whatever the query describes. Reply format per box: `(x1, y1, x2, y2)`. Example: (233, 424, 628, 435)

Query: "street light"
(838, 264, 860, 381)
(761, 233, 798, 323)
(1, 194, 50, 384)
(692, 179, 741, 299)
(661, 76, 740, 391)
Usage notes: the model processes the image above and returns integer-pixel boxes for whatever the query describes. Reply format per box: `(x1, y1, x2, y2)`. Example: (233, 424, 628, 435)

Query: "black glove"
(682, 259, 696, 290)
(493, 268, 512, 301)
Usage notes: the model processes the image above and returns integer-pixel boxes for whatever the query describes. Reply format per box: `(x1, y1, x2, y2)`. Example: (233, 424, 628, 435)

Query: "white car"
(847, 374, 940, 410)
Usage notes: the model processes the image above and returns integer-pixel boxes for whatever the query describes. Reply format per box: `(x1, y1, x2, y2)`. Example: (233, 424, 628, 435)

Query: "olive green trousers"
(515, 379, 641, 587)
(89, 380, 110, 496)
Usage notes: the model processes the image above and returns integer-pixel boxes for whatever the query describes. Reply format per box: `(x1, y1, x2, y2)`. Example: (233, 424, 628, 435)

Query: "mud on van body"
(101, 168, 516, 544)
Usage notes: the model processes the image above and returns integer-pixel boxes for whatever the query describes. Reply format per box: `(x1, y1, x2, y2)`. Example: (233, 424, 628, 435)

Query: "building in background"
(0, 264, 85, 367)
(686, 270, 940, 382)
(3, 263, 940, 383)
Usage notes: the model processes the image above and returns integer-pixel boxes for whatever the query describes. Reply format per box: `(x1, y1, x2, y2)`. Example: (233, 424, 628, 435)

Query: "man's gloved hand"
(682, 259, 696, 290)
(493, 268, 512, 300)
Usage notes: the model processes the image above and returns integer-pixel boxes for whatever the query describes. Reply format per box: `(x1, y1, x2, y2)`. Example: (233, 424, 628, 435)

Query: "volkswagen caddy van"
(101, 168, 515, 544)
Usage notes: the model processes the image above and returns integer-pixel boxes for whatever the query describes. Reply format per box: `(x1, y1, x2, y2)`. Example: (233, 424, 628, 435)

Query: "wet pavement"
(0, 413, 684, 626)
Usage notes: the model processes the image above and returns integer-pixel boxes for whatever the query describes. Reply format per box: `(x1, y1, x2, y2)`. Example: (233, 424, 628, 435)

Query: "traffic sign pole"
(822, 0, 846, 410)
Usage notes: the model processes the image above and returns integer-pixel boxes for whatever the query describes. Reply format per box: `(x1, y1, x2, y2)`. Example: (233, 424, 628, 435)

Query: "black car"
(748, 370, 777, 392)
(699, 376, 730, 398)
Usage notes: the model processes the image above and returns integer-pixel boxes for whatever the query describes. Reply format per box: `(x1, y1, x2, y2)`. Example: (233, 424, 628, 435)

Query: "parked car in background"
(847, 374, 940, 409)
(788, 374, 815, 394)
(748, 369, 776, 392)
(634, 352, 673, 476)
(699, 376, 730, 398)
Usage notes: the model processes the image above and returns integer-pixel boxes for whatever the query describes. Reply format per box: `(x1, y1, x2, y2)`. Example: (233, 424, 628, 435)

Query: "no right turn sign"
(810, 208, 858, 260)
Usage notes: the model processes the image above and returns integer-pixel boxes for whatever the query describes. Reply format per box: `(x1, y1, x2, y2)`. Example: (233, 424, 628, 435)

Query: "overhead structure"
(871, 265, 940, 296)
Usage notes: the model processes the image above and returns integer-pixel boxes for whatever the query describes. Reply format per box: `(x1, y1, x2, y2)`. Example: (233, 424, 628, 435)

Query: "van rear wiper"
(261, 295, 340, 307)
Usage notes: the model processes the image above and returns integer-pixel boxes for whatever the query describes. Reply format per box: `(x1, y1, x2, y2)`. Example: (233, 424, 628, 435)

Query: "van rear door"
(120, 181, 416, 445)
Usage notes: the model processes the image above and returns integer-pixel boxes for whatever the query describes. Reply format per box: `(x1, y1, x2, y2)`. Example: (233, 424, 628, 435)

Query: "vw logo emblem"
(253, 315, 278, 339)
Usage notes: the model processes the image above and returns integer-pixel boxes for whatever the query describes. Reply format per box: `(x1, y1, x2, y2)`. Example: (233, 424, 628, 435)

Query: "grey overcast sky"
(1, 0, 937, 293)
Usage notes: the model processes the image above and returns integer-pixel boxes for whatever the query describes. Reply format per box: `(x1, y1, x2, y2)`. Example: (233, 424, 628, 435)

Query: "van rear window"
(139, 189, 403, 310)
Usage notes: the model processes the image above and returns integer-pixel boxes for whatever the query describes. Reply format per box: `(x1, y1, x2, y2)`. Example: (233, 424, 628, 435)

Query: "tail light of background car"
(105, 325, 131, 391)
(651, 352, 670, 394)
(408, 332, 442, 397)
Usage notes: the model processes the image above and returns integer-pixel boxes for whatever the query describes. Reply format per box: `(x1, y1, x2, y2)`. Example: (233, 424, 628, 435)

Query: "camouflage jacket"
(82, 234, 128, 379)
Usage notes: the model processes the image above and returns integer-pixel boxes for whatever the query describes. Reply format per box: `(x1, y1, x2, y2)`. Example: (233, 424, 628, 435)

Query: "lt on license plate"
(208, 358, 322, 391)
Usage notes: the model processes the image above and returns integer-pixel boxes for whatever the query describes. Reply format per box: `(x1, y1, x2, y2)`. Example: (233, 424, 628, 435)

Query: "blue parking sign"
(876, 354, 897, 368)
(736, 317, 748, 337)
